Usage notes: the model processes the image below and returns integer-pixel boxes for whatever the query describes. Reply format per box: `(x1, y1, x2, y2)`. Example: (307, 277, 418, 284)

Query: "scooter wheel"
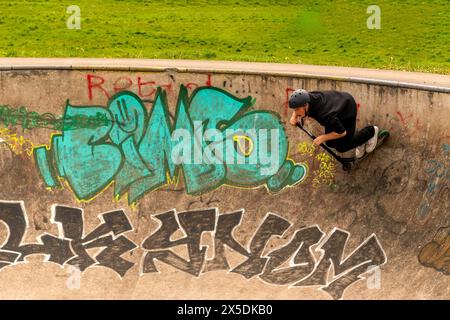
(379, 130, 390, 138)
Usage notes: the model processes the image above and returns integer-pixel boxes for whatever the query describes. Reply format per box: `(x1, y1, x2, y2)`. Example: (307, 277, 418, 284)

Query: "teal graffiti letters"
(34, 86, 307, 204)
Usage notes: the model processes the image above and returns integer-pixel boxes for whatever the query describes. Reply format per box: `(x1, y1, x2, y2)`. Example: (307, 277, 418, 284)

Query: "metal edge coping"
(0, 64, 449, 93)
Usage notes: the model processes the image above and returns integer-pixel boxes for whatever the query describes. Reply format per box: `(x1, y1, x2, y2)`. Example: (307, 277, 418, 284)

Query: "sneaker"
(365, 126, 379, 153)
(355, 144, 366, 159)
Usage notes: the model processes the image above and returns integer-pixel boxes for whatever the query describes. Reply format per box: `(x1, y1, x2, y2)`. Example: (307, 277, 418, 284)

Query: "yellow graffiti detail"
(233, 135, 254, 156)
(0, 128, 34, 156)
(313, 152, 336, 187)
(298, 141, 316, 156)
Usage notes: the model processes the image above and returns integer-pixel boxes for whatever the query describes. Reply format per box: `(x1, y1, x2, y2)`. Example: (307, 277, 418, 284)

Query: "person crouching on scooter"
(288, 89, 378, 158)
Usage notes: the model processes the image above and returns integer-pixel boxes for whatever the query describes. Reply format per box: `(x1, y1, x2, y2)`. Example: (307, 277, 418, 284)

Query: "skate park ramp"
(0, 58, 448, 300)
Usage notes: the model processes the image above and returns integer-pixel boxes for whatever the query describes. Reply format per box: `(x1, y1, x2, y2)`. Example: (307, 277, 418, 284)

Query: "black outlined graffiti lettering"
(294, 229, 387, 300)
(141, 209, 387, 299)
(55, 206, 137, 277)
(0, 201, 32, 269)
(142, 208, 216, 276)
(0, 201, 387, 300)
(203, 210, 249, 272)
(0, 201, 136, 277)
(0, 201, 73, 268)
(259, 226, 324, 285)
(230, 213, 291, 279)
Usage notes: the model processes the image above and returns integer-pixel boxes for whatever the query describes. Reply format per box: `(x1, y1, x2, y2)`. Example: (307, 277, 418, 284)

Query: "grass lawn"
(0, 0, 448, 74)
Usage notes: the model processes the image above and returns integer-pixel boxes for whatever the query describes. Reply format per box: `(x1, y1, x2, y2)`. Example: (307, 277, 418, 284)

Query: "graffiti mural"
(0, 201, 387, 300)
(0, 68, 447, 300)
(0, 201, 137, 277)
(0, 104, 110, 131)
(418, 226, 449, 275)
(415, 147, 449, 225)
(34, 86, 307, 204)
(86, 73, 215, 101)
(297, 141, 336, 187)
(0, 128, 34, 157)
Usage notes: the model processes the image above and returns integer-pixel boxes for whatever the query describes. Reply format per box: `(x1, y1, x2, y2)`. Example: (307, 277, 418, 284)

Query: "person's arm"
(313, 131, 347, 146)
(313, 115, 346, 145)
(289, 111, 298, 126)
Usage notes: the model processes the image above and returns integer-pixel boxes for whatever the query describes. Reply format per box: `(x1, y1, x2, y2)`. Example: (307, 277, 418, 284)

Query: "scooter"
(296, 122, 389, 171)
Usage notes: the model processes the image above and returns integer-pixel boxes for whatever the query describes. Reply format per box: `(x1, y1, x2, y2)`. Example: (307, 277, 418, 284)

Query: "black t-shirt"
(307, 91, 357, 134)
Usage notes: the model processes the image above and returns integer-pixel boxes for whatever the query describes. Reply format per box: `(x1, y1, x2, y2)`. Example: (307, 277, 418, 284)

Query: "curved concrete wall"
(0, 60, 448, 299)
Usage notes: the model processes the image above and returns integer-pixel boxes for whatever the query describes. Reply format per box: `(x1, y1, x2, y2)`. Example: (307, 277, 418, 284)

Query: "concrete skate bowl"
(0, 59, 448, 300)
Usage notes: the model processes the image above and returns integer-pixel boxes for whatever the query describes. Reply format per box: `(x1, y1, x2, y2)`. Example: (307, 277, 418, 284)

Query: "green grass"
(0, 0, 449, 74)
